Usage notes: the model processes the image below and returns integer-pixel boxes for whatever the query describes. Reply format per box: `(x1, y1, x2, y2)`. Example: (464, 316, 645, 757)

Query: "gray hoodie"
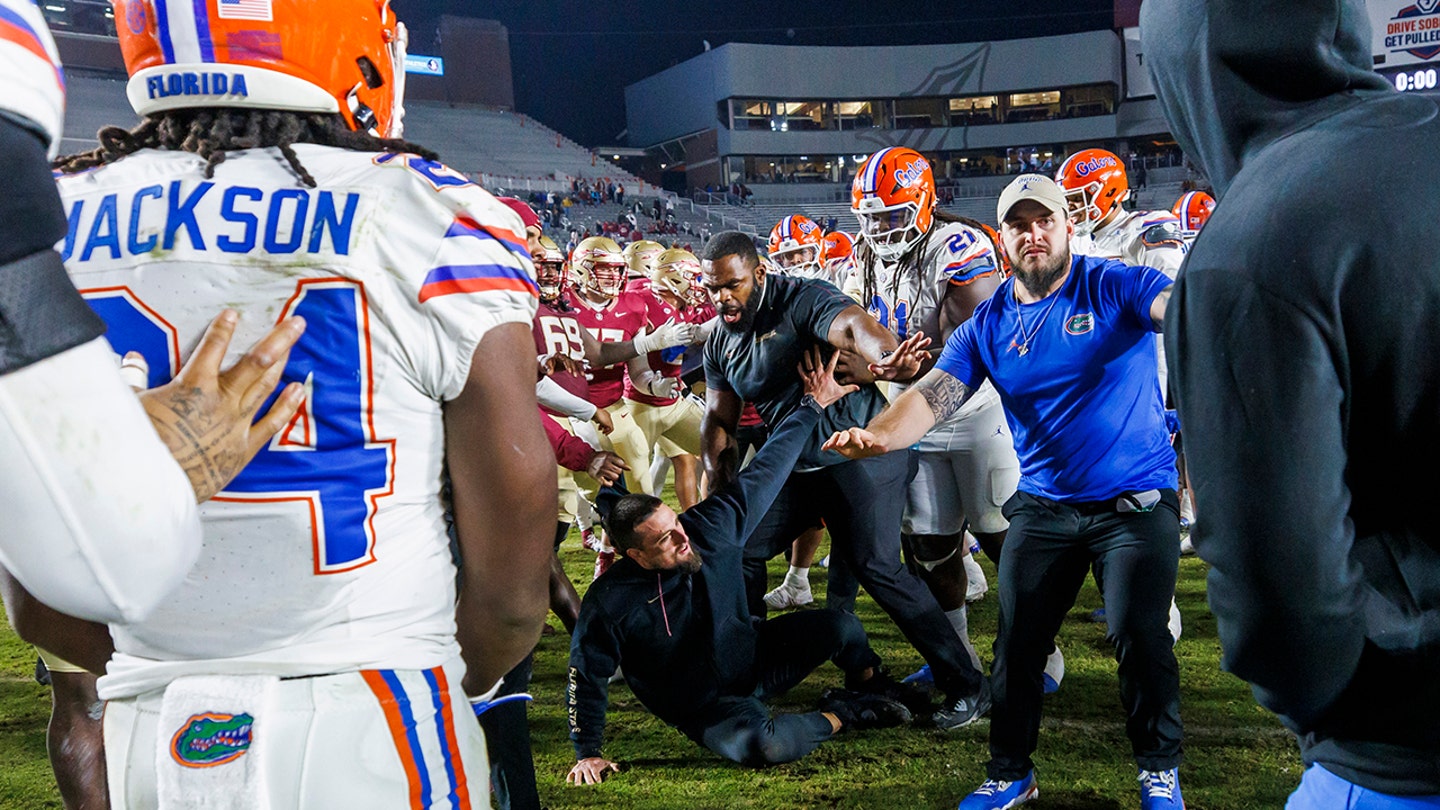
(1145, 0, 1440, 795)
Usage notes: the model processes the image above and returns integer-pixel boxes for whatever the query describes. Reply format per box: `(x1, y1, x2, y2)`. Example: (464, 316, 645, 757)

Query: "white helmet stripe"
(862, 147, 894, 195)
(154, 0, 215, 64)
(780, 215, 794, 240)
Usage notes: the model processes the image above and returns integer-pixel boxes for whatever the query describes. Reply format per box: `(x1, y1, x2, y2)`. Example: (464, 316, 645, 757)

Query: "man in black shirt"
(699, 231, 989, 730)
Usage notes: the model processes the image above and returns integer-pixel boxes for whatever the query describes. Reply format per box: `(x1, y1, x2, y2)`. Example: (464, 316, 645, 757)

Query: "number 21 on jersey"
(83, 279, 394, 576)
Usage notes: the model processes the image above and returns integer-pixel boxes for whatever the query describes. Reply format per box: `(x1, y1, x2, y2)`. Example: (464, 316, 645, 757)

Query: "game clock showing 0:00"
(1392, 66, 1439, 92)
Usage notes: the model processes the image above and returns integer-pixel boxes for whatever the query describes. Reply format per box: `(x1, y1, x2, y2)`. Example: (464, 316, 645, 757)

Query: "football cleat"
(1138, 768, 1185, 809)
(1043, 646, 1065, 694)
(958, 771, 1039, 810)
(902, 664, 934, 687)
(762, 581, 814, 611)
(932, 680, 991, 731)
(818, 688, 912, 731)
(850, 669, 934, 717)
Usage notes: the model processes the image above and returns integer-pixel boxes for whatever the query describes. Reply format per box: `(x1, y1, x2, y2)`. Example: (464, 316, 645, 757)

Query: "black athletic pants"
(988, 489, 1184, 780)
(679, 608, 880, 765)
(742, 450, 984, 701)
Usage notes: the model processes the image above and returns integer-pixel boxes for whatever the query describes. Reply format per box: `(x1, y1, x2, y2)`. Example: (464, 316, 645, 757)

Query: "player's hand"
(833, 348, 876, 385)
(821, 427, 888, 459)
(567, 757, 620, 786)
(646, 319, 699, 352)
(799, 347, 858, 409)
(868, 331, 932, 382)
(653, 375, 685, 399)
(139, 310, 306, 503)
(591, 407, 615, 435)
(544, 351, 581, 377)
(586, 451, 630, 485)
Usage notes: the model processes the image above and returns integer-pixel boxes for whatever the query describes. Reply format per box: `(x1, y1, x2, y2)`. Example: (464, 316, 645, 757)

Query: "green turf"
(0, 537, 1303, 809)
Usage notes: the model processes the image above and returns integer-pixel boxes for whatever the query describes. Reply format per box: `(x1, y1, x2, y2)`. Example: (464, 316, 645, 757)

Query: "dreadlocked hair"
(53, 109, 440, 188)
(855, 209, 1003, 308)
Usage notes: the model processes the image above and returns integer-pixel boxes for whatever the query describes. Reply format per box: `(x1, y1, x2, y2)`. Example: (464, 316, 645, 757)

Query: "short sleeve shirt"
(937, 254, 1176, 501)
(704, 273, 886, 469)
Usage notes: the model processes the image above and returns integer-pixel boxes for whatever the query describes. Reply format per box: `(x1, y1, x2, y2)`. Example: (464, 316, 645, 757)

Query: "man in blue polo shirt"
(699, 231, 990, 731)
(825, 174, 1185, 810)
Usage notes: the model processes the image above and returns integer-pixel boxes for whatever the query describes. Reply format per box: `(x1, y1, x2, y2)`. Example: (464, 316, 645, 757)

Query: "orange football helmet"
(1055, 149, 1129, 237)
(851, 147, 936, 261)
(623, 239, 666, 279)
(821, 230, 855, 278)
(651, 248, 703, 305)
(1171, 191, 1216, 238)
(535, 235, 568, 303)
(767, 215, 824, 276)
(113, 0, 409, 137)
(572, 236, 626, 299)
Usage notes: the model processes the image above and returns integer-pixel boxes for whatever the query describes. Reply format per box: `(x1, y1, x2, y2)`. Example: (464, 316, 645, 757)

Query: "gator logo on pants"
(170, 712, 254, 768)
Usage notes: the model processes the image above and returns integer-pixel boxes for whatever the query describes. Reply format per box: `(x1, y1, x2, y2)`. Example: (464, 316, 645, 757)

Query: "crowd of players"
(2, 1, 1434, 810)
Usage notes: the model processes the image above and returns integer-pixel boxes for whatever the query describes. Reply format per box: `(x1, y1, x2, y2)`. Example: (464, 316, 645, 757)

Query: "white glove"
(633, 319, 699, 354)
(651, 375, 684, 399)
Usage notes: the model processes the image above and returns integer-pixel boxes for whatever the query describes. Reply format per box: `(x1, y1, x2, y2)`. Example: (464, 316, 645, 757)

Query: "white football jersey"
(57, 145, 539, 699)
(847, 221, 1002, 441)
(1071, 208, 1187, 279)
(0, 0, 65, 157)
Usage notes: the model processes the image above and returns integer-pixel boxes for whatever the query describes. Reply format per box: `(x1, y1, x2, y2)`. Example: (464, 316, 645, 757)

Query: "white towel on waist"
(156, 674, 278, 810)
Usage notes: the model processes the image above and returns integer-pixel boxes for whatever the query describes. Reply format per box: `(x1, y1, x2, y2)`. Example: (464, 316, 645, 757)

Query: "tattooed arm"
(822, 367, 974, 459)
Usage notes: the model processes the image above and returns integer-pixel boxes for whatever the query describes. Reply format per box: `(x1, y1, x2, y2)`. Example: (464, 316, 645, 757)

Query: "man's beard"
(1013, 244, 1070, 299)
(719, 280, 765, 334)
(675, 548, 703, 574)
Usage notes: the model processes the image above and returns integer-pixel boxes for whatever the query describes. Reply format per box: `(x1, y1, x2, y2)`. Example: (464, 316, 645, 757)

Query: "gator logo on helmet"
(893, 158, 931, 189)
(170, 712, 255, 768)
(1072, 156, 1118, 177)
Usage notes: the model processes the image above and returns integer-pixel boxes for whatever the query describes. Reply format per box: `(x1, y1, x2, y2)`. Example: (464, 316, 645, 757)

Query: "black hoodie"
(1145, 0, 1440, 794)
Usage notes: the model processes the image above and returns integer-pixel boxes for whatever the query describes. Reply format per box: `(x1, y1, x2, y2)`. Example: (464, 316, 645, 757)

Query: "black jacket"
(1146, 0, 1440, 793)
(566, 402, 822, 759)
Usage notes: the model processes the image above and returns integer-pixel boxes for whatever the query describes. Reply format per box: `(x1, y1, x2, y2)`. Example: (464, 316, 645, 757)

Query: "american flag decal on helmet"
(218, 0, 273, 22)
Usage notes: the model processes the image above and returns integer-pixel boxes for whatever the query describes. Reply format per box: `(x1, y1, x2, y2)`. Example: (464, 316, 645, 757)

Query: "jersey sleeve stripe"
(944, 256, 999, 286)
(0, 7, 63, 89)
(446, 216, 531, 259)
(419, 263, 539, 303)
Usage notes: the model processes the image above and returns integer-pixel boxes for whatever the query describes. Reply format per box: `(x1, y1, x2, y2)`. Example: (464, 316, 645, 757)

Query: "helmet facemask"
(586, 260, 626, 299)
(855, 200, 924, 261)
(769, 244, 823, 277)
(1064, 183, 1106, 238)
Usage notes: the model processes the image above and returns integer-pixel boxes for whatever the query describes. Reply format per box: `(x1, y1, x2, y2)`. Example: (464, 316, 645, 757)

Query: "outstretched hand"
(139, 310, 306, 502)
(868, 331, 932, 382)
(567, 756, 620, 786)
(821, 426, 888, 460)
(798, 346, 859, 409)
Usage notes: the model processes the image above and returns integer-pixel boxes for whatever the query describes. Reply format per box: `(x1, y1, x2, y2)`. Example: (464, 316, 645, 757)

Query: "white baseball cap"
(997, 174, 1069, 223)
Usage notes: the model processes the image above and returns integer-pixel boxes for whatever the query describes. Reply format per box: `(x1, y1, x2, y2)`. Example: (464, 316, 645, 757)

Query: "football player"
(821, 230, 857, 289)
(767, 215, 828, 279)
(846, 147, 1019, 676)
(47, 2, 559, 806)
(622, 239, 666, 289)
(623, 248, 717, 508)
(1171, 190, 1215, 244)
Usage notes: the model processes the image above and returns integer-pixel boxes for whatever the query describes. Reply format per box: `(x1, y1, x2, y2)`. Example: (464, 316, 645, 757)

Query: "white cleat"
(964, 551, 989, 603)
(763, 581, 814, 611)
(1042, 646, 1065, 694)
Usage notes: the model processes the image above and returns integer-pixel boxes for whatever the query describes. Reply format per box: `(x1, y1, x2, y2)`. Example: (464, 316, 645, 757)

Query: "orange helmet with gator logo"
(1055, 148, 1129, 237)
(1171, 191, 1216, 239)
(767, 215, 824, 276)
(851, 147, 936, 261)
(113, 0, 409, 137)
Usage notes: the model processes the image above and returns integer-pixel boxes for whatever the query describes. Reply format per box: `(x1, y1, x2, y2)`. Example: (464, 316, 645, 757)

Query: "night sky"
(390, 1, 1115, 147)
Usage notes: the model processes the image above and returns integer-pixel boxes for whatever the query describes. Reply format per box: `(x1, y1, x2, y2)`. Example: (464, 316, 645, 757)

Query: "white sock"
(946, 606, 982, 670)
(784, 566, 810, 589)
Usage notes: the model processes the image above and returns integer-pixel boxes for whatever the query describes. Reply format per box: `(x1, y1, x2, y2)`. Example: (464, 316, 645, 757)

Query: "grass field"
(0, 536, 1303, 809)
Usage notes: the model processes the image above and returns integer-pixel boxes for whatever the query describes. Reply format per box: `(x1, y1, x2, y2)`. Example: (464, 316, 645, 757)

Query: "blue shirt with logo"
(935, 254, 1176, 502)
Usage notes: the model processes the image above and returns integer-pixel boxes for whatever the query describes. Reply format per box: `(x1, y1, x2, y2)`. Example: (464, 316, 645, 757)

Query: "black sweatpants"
(680, 608, 880, 765)
(741, 450, 984, 701)
(988, 489, 1184, 780)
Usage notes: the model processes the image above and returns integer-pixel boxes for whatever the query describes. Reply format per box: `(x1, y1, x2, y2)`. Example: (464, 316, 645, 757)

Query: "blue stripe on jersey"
(422, 263, 539, 290)
(443, 218, 528, 258)
(154, 0, 176, 63)
(190, 0, 215, 61)
(422, 668, 462, 810)
(379, 670, 433, 809)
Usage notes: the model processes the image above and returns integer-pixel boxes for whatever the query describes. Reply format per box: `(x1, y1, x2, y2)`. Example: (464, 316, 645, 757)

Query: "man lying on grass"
(566, 348, 916, 784)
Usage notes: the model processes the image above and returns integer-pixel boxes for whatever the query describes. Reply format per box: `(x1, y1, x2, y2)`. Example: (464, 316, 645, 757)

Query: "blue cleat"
(1138, 768, 1185, 809)
(1042, 646, 1064, 694)
(902, 664, 934, 687)
(958, 771, 1038, 809)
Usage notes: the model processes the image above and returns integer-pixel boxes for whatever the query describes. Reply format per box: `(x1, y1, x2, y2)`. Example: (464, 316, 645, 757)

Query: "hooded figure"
(1145, 0, 1440, 800)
